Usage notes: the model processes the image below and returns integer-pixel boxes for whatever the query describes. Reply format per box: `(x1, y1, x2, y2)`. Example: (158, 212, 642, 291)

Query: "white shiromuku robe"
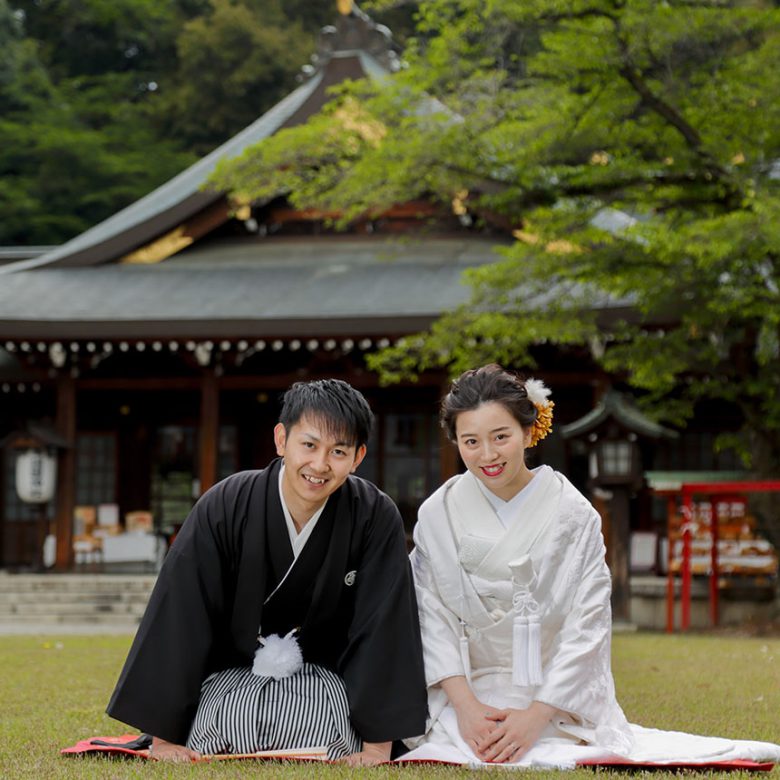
(403, 466, 780, 769)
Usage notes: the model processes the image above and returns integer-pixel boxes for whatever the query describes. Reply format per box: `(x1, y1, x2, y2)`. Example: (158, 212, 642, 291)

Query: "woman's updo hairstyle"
(440, 363, 537, 442)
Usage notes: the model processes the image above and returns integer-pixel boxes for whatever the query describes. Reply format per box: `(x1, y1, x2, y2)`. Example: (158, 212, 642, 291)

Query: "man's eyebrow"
(301, 431, 353, 448)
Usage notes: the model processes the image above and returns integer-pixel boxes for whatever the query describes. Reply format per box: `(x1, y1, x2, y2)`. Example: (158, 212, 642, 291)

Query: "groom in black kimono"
(107, 379, 427, 764)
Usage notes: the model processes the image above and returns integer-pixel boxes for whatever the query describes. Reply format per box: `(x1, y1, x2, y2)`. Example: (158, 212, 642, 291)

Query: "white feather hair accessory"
(524, 378, 552, 406)
(252, 630, 304, 679)
(524, 378, 554, 448)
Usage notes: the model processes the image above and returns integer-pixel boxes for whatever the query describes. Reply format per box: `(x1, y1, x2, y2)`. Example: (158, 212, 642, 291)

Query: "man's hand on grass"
(339, 740, 391, 766)
(149, 736, 201, 762)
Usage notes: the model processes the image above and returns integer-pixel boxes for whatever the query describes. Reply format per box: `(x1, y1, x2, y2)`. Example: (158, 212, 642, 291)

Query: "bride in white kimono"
(403, 364, 780, 769)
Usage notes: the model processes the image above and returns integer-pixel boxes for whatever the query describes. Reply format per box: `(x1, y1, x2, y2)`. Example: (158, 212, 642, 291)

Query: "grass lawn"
(0, 632, 777, 779)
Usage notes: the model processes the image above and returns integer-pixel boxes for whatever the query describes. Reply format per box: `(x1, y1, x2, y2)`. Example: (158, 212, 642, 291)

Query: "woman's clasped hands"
(472, 701, 557, 764)
(453, 696, 504, 752)
(443, 675, 557, 764)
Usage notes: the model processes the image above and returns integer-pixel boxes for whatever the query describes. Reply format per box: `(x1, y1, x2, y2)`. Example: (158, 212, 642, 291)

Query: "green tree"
(13, 0, 183, 79)
(2, 0, 417, 244)
(1, 0, 197, 244)
(212, 0, 780, 476)
(150, 0, 311, 156)
(151, 0, 417, 156)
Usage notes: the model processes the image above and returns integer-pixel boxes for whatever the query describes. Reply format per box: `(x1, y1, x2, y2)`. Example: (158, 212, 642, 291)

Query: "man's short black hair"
(279, 379, 374, 450)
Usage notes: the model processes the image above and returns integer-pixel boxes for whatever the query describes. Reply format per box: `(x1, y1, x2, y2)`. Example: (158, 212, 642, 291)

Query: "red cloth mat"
(395, 755, 777, 771)
(62, 735, 775, 770)
(576, 757, 776, 771)
(61, 734, 329, 762)
(62, 735, 153, 760)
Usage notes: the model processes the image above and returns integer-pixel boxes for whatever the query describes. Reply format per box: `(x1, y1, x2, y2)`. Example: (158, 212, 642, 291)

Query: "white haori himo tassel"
(512, 606, 543, 687)
(252, 629, 303, 679)
(510, 557, 543, 687)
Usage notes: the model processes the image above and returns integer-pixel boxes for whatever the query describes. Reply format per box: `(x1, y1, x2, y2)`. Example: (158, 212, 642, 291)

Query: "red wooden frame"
(667, 480, 780, 632)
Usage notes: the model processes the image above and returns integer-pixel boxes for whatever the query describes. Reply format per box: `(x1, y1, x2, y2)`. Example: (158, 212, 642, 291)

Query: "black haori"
(107, 460, 427, 746)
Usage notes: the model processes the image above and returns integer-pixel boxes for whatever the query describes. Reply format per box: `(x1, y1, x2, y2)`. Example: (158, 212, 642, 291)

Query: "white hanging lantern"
(16, 449, 57, 504)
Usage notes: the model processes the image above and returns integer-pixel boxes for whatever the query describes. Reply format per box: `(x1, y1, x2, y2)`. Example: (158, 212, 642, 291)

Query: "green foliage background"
(0, 0, 413, 245)
(5, 0, 780, 481)
(212, 0, 780, 477)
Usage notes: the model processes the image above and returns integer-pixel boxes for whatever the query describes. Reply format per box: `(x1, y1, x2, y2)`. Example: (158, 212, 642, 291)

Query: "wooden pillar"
(439, 378, 459, 483)
(593, 490, 611, 553)
(665, 495, 677, 633)
(54, 374, 76, 570)
(609, 486, 631, 623)
(198, 372, 219, 495)
(439, 427, 459, 483)
(680, 489, 693, 631)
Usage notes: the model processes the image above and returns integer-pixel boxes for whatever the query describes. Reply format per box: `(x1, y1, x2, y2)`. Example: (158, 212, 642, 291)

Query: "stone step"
(6, 584, 157, 593)
(0, 590, 152, 604)
(0, 574, 154, 630)
(0, 574, 156, 593)
(0, 622, 139, 635)
(0, 601, 147, 616)
(0, 612, 143, 625)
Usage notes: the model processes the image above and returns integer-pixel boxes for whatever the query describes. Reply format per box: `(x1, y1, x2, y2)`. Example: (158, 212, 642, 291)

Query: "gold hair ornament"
(524, 378, 554, 448)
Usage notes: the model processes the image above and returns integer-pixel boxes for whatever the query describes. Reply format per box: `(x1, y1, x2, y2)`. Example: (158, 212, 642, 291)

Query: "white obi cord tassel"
(459, 619, 472, 683)
(512, 619, 542, 686)
(510, 557, 543, 687)
(252, 629, 303, 679)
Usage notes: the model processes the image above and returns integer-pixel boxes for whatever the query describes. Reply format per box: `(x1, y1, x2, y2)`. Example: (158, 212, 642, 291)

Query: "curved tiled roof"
(0, 236, 510, 338)
(0, 73, 327, 275)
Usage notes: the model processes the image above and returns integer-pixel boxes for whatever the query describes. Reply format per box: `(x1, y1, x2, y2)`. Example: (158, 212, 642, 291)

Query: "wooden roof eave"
(0, 315, 440, 341)
(560, 389, 679, 440)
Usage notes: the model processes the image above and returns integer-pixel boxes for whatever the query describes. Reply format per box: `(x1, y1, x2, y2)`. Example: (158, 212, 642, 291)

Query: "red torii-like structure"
(667, 480, 780, 632)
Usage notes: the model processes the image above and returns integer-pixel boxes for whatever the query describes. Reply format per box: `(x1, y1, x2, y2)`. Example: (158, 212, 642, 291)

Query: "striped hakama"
(186, 663, 361, 759)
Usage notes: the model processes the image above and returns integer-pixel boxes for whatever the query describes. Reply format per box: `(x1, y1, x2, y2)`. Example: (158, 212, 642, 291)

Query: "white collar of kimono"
(473, 464, 549, 528)
(446, 465, 561, 583)
(278, 464, 327, 559)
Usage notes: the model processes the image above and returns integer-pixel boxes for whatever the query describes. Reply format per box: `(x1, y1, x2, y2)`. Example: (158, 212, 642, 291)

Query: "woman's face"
(455, 401, 534, 501)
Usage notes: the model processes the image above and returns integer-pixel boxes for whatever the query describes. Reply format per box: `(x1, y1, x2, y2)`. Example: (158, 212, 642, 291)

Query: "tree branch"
(441, 161, 725, 209)
(610, 20, 743, 205)
(537, 7, 618, 23)
(617, 58, 703, 151)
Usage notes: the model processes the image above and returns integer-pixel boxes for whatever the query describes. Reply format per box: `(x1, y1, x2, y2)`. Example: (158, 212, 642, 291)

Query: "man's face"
(274, 413, 366, 519)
